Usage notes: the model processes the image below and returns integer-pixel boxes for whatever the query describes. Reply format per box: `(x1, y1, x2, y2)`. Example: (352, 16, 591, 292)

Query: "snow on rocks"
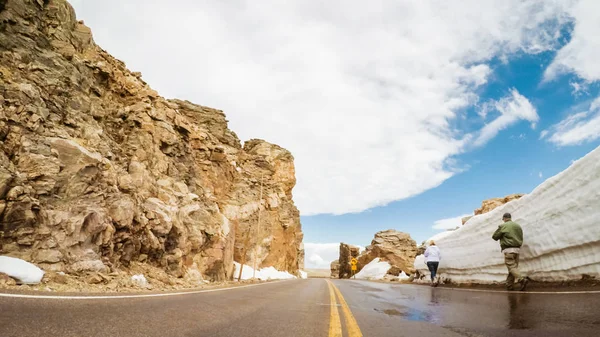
(0, 256, 45, 284)
(414, 146, 600, 284)
(233, 262, 298, 281)
(398, 271, 410, 281)
(299, 270, 308, 279)
(131, 274, 148, 287)
(355, 258, 391, 280)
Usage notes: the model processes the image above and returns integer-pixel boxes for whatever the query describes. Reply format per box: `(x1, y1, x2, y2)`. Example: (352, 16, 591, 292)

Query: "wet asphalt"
(335, 279, 600, 337)
(1, 279, 599, 337)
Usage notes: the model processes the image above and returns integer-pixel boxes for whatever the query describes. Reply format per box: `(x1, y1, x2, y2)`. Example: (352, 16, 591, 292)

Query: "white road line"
(435, 286, 600, 295)
(0, 280, 285, 300)
(348, 280, 600, 295)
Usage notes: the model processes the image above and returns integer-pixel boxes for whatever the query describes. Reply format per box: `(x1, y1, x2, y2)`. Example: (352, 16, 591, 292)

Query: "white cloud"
(473, 89, 539, 147)
(544, 96, 600, 146)
(304, 243, 339, 269)
(303, 242, 364, 269)
(70, 0, 575, 215)
(433, 214, 472, 230)
(545, 0, 600, 82)
(569, 80, 590, 97)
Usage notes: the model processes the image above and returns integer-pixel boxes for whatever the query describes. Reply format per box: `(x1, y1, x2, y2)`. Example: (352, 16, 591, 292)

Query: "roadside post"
(350, 257, 358, 279)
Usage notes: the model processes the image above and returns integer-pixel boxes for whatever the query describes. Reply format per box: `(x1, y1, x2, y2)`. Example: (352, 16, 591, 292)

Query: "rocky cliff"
(0, 0, 303, 283)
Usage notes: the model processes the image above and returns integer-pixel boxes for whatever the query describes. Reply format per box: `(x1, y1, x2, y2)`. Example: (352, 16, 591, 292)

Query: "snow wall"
(414, 146, 600, 284)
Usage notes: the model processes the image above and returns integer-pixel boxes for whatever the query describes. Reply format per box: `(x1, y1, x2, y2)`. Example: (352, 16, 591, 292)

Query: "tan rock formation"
(474, 194, 525, 215)
(0, 0, 302, 282)
(358, 230, 418, 275)
(338, 243, 360, 279)
(330, 260, 339, 279)
(229, 140, 304, 275)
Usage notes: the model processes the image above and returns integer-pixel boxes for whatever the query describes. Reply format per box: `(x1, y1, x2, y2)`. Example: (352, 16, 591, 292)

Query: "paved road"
(1, 279, 599, 337)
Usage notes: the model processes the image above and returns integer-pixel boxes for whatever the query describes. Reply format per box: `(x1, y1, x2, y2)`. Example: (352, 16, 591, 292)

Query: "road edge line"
(358, 280, 600, 295)
(0, 280, 287, 300)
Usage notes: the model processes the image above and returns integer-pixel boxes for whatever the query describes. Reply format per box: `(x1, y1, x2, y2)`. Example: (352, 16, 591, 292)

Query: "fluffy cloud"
(70, 0, 576, 215)
(542, 96, 600, 146)
(545, 0, 600, 82)
(304, 243, 339, 269)
(473, 89, 539, 147)
(432, 214, 472, 230)
(304, 242, 364, 269)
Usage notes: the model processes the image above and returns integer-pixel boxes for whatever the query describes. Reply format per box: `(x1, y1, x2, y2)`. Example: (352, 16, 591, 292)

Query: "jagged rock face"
(358, 230, 417, 275)
(227, 140, 304, 274)
(330, 259, 339, 278)
(0, 0, 302, 281)
(474, 194, 524, 216)
(338, 243, 360, 279)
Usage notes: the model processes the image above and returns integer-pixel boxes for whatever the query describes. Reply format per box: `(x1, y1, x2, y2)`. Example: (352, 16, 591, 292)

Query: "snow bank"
(233, 262, 298, 281)
(355, 258, 391, 280)
(299, 270, 308, 279)
(0, 256, 45, 284)
(414, 146, 600, 284)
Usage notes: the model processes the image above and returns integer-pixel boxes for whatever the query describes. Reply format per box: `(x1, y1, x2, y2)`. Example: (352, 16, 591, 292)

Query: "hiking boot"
(518, 277, 530, 291)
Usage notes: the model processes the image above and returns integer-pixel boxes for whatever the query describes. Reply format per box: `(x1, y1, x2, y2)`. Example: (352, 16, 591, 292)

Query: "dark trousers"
(426, 261, 439, 281)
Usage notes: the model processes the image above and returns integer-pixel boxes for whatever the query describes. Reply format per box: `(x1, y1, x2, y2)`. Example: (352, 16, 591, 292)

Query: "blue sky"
(302, 48, 600, 257)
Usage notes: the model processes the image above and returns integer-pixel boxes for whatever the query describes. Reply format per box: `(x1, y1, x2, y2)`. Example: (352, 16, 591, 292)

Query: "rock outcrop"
(474, 194, 524, 215)
(0, 0, 302, 283)
(338, 243, 360, 279)
(228, 140, 304, 275)
(330, 259, 339, 278)
(358, 230, 417, 275)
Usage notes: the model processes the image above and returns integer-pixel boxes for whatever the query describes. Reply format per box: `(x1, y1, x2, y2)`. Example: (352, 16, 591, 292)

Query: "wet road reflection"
(335, 280, 600, 336)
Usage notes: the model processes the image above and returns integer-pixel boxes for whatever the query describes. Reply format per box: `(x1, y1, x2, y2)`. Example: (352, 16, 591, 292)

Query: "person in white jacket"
(424, 240, 441, 286)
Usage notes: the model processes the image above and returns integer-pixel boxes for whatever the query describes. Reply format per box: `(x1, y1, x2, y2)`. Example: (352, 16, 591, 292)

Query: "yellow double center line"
(326, 280, 363, 337)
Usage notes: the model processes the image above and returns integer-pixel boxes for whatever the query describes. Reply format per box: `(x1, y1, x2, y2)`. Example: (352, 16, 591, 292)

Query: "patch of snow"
(131, 274, 148, 287)
(354, 258, 391, 280)
(299, 270, 308, 279)
(0, 256, 45, 284)
(398, 271, 410, 280)
(414, 146, 600, 284)
(259, 267, 297, 280)
(233, 262, 298, 281)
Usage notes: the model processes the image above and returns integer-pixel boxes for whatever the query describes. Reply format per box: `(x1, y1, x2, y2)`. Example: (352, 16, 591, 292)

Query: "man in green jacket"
(492, 213, 529, 291)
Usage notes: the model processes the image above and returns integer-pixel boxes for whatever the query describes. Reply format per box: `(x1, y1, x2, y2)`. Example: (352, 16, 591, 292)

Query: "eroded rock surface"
(0, 0, 302, 282)
(338, 243, 360, 279)
(358, 230, 417, 275)
(330, 259, 339, 278)
(474, 194, 524, 216)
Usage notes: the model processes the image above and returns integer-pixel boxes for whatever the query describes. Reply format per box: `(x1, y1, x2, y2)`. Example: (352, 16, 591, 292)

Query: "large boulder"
(358, 230, 418, 275)
(330, 259, 340, 278)
(338, 243, 360, 279)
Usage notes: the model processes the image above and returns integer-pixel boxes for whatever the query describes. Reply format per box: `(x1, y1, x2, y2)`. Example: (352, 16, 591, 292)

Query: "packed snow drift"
(415, 146, 600, 284)
(0, 256, 45, 284)
(233, 262, 299, 281)
(355, 258, 391, 280)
